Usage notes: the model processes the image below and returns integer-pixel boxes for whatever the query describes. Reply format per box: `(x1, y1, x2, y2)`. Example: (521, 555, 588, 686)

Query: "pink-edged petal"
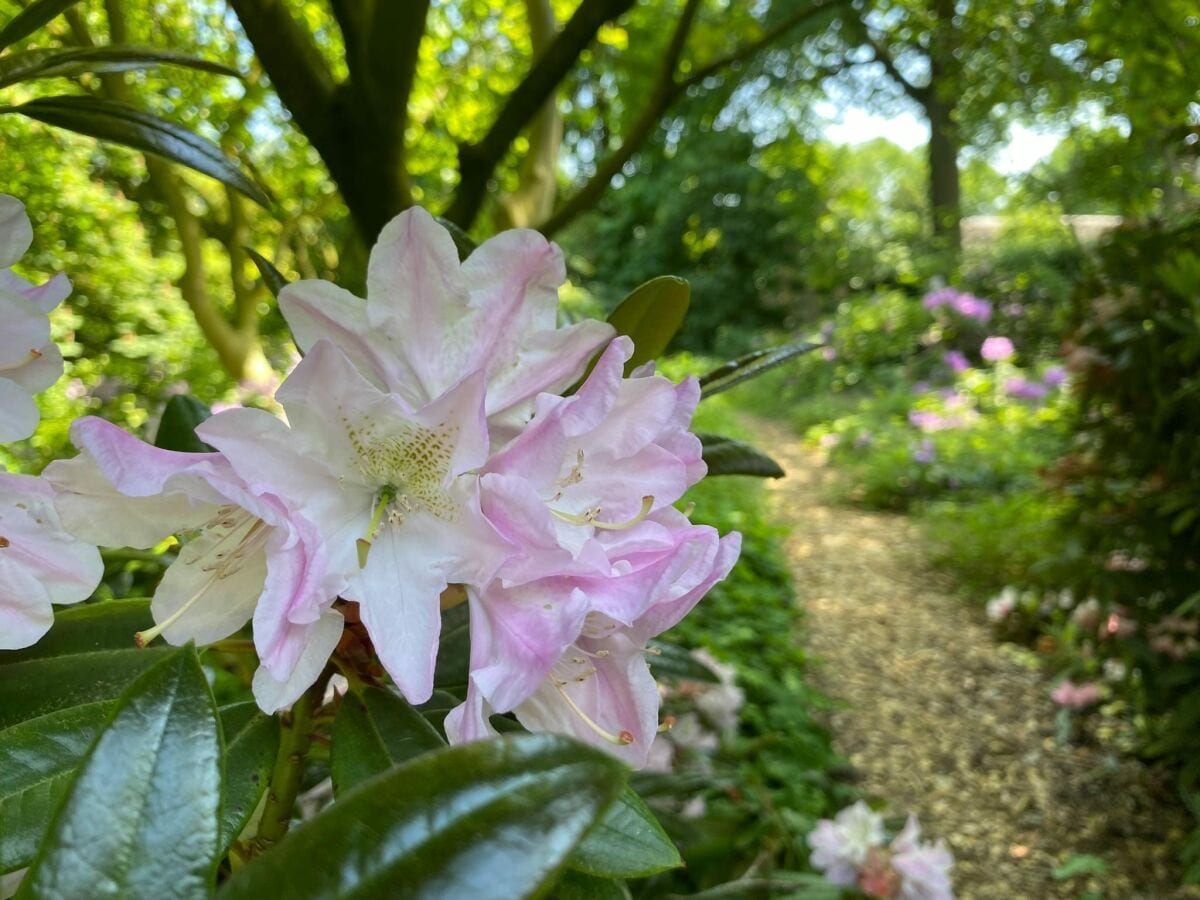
(366, 207, 469, 399)
(486, 319, 615, 432)
(252, 518, 332, 676)
(278, 279, 421, 401)
(466, 582, 591, 713)
(252, 609, 344, 713)
(0, 196, 32, 268)
(631, 531, 742, 643)
(0, 292, 51, 369)
(443, 681, 500, 745)
(0, 472, 102, 649)
(0, 378, 38, 443)
(515, 632, 660, 768)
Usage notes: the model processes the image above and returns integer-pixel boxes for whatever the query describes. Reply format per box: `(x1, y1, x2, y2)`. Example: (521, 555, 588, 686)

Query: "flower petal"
(0, 195, 32, 269)
(252, 608, 344, 713)
(0, 378, 39, 443)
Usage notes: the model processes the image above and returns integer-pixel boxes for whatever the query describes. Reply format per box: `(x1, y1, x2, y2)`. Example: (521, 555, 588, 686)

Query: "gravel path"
(752, 418, 1198, 899)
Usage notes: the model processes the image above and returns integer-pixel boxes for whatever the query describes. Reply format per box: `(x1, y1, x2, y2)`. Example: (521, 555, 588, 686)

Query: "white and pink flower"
(0, 195, 72, 443)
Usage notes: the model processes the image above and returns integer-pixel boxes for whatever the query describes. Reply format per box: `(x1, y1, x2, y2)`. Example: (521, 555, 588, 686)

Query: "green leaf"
(218, 703, 280, 853)
(698, 339, 822, 399)
(698, 433, 786, 478)
(245, 247, 290, 299)
(552, 870, 631, 899)
(1052, 853, 1109, 880)
(568, 786, 681, 878)
(0, 45, 238, 89)
(606, 277, 690, 373)
(153, 394, 215, 453)
(220, 734, 627, 900)
(433, 601, 471, 694)
(0, 601, 167, 872)
(330, 686, 446, 795)
(0, 0, 83, 52)
(5, 96, 271, 206)
(435, 216, 478, 262)
(19, 647, 222, 900)
(646, 640, 720, 683)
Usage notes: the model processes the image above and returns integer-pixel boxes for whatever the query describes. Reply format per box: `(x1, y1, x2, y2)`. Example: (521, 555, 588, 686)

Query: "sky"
(818, 105, 1065, 175)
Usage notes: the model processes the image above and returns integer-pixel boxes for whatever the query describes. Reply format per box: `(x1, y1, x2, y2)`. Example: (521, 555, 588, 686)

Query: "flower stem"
(254, 674, 326, 847)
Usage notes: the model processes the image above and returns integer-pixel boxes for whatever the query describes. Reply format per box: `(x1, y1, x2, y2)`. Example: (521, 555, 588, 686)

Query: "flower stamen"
(550, 495, 653, 531)
(553, 680, 635, 746)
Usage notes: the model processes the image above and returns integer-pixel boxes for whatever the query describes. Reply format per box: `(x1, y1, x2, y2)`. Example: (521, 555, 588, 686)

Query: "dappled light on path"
(752, 418, 1198, 899)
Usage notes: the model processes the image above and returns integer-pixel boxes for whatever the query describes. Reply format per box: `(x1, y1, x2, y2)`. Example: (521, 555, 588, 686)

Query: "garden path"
(751, 418, 1197, 900)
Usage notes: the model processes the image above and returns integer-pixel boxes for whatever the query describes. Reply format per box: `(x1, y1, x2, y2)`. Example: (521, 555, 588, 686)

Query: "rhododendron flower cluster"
(42, 208, 740, 764)
(808, 801, 954, 898)
(0, 195, 103, 648)
(979, 336, 1014, 362)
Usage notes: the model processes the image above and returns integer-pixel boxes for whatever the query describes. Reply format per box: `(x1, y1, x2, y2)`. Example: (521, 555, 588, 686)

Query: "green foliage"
(153, 394, 214, 453)
(19, 646, 221, 900)
(220, 735, 627, 900)
(606, 276, 691, 373)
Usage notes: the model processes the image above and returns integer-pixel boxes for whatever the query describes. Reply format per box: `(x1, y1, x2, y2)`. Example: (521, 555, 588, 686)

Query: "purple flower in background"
(854, 432, 873, 449)
(1004, 377, 1049, 402)
(950, 293, 992, 323)
(1001, 302, 1026, 318)
(943, 350, 970, 373)
(912, 439, 937, 465)
(912, 381, 932, 395)
(820, 346, 837, 362)
(980, 336, 1014, 362)
(1042, 365, 1067, 388)
(921, 288, 957, 312)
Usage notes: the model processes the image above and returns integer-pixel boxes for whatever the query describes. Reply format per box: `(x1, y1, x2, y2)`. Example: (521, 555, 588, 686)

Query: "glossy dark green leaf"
(698, 340, 822, 399)
(245, 247, 290, 299)
(330, 686, 445, 795)
(698, 433, 786, 478)
(552, 870, 631, 900)
(220, 734, 627, 900)
(0, 45, 238, 89)
(0, 0, 83, 52)
(416, 689, 464, 732)
(607, 276, 690, 373)
(4, 96, 271, 206)
(568, 786, 681, 879)
(19, 647, 221, 900)
(646, 640, 720, 683)
(153, 394, 214, 453)
(432, 601, 470, 694)
(218, 703, 280, 852)
(0, 600, 167, 733)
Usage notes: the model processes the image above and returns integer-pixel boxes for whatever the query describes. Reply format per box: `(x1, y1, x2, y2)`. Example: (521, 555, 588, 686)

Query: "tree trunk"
(927, 94, 961, 257)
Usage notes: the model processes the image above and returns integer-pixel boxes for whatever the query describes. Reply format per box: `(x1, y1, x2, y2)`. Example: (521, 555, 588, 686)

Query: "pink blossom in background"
(821, 346, 837, 362)
(808, 801, 886, 886)
(809, 805, 954, 898)
(1071, 597, 1102, 631)
(1101, 611, 1137, 640)
(1051, 680, 1103, 709)
(943, 350, 970, 373)
(912, 439, 937, 464)
(980, 336, 1015, 362)
(890, 815, 955, 899)
(921, 288, 958, 312)
(913, 381, 932, 395)
(949, 293, 992, 323)
(1004, 377, 1049, 402)
(986, 587, 1018, 622)
(819, 432, 841, 449)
